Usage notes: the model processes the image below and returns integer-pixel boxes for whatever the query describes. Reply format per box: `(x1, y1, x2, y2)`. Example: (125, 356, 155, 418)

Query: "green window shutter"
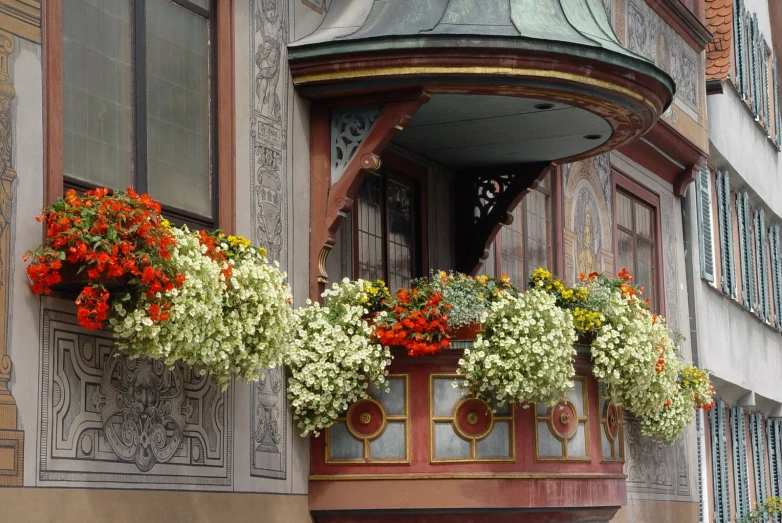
(717, 171, 737, 298)
(737, 191, 755, 309)
(751, 413, 769, 508)
(762, 38, 771, 135)
(768, 418, 782, 500)
(751, 14, 760, 117)
(754, 209, 769, 322)
(771, 225, 782, 331)
(712, 402, 731, 523)
(735, 0, 747, 98)
(774, 56, 781, 148)
(696, 165, 716, 283)
(731, 406, 751, 520)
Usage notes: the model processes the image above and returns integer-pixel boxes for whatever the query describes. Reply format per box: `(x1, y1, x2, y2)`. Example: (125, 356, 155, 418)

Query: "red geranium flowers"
(375, 286, 451, 356)
(24, 187, 183, 330)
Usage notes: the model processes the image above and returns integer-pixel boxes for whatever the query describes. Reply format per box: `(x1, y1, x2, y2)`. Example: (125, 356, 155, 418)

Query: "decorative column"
(0, 28, 22, 486)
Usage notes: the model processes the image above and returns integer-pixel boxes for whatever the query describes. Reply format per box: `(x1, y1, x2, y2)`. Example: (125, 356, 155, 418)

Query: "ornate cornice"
(0, 0, 41, 43)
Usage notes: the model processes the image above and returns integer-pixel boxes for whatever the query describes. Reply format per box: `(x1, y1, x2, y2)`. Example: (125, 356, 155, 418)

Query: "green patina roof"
(289, 0, 675, 97)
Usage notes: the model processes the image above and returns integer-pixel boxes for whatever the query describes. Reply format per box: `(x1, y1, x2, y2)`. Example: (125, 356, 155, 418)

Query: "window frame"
(43, 0, 235, 232)
(612, 171, 665, 315)
(491, 166, 563, 283)
(351, 151, 428, 287)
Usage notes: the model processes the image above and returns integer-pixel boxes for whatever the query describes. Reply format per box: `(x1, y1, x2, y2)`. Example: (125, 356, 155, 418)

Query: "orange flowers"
(24, 187, 184, 330)
(375, 287, 451, 356)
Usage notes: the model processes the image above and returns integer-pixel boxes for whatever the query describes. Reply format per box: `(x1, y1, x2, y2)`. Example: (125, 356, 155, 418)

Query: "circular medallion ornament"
(452, 398, 493, 440)
(548, 400, 579, 441)
(346, 398, 387, 440)
(603, 401, 620, 442)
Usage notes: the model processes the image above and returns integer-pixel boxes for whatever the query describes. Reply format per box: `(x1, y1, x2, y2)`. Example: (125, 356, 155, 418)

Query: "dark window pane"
(501, 204, 525, 287)
(387, 179, 414, 290)
(146, 0, 212, 217)
(62, 0, 133, 188)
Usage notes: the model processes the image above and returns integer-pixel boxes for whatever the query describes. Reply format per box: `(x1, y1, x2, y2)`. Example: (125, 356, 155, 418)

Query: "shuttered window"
(775, 56, 781, 149)
(771, 225, 782, 331)
(711, 401, 731, 523)
(717, 171, 737, 298)
(696, 165, 716, 283)
(734, 0, 747, 99)
(732, 406, 751, 520)
(737, 191, 755, 310)
(755, 209, 770, 323)
(768, 418, 782, 501)
(750, 412, 769, 511)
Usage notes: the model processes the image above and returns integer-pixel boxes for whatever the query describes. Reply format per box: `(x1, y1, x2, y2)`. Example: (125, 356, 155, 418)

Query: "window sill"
(702, 276, 782, 334)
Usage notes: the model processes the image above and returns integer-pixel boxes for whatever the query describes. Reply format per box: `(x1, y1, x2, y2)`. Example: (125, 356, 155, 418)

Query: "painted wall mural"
(249, 0, 289, 480)
(39, 304, 232, 486)
(562, 155, 614, 285)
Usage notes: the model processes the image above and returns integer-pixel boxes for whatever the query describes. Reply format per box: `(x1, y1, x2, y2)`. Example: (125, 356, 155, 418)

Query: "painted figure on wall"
(256, 0, 283, 122)
(577, 206, 598, 276)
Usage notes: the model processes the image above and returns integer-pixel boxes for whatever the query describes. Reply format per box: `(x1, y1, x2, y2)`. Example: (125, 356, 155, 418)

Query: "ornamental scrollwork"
(331, 106, 382, 181)
(473, 173, 515, 225)
(99, 353, 187, 472)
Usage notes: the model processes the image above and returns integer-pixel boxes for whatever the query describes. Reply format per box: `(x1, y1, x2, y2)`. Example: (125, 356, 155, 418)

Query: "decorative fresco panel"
(626, 0, 700, 113)
(249, 0, 289, 480)
(38, 306, 231, 486)
(562, 155, 614, 284)
(624, 418, 691, 498)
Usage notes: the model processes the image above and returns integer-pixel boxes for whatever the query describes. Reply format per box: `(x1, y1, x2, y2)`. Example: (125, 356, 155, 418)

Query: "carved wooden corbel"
(455, 162, 552, 275)
(674, 155, 707, 197)
(309, 90, 430, 299)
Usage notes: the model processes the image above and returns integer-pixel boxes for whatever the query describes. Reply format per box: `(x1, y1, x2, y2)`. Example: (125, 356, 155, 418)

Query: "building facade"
(694, 0, 782, 522)
(0, 0, 749, 522)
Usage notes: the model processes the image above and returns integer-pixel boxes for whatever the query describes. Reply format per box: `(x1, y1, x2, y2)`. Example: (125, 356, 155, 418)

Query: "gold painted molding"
(0, 0, 41, 43)
(309, 472, 629, 481)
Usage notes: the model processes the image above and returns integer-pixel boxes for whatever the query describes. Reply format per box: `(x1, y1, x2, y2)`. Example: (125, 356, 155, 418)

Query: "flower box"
(447, 322, 483, 341)
(49, 261, 130, 296)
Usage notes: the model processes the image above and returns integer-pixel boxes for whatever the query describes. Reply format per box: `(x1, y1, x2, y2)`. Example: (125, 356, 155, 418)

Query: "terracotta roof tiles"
(705, 0, 733, 81)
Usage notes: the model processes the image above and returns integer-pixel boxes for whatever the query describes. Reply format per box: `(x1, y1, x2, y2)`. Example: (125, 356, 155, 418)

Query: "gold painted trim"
(0, 0, 41, 43)
(309, 472, 628, 481)
(293, 66, 659, 112)
(429, 373, 515, 463)
(325, 374, 411, 465)
(534, 376, 592, 462)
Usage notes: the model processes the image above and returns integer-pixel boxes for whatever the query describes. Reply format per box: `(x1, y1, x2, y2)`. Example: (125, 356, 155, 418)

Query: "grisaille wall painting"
(249, 0, 289, 480)
(39, 305, 231, 486)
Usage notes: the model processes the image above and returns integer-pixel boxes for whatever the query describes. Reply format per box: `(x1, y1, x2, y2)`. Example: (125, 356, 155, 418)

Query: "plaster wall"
(708, 87, 782, 217)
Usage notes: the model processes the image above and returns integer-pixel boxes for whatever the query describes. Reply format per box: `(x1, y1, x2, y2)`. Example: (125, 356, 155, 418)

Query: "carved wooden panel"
(39, 305, 232, 487)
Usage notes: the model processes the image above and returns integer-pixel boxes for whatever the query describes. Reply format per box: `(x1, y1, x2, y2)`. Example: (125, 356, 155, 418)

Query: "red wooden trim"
(611, 169, 666, 316)
(310, 103, 331, 300)
(215, 0, 235, 235)
(42, 0, 63, 207)
(311, 92, 431, 298)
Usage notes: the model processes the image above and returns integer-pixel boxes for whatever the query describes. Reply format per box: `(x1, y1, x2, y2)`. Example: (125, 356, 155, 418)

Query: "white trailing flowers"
(288, 279, 392, 437)
(456, 286, 577, 407)
(111, 227, 293, 389)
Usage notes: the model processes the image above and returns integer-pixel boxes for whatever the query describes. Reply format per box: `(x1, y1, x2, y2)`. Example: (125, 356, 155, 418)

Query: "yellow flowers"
(739, 496, 782, 523)
(160, 219, 171, 228)
(476, 274, 489, 285)
(573, 307, 603, 332)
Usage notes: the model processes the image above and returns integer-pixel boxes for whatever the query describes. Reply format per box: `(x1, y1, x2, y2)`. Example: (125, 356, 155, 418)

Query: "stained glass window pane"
(62, 0, 133, 188)
(525, 187, 552, 280)
(357, 173, 384, 282)
(500, 204, 525, 286)
(387, 178, 415, 290)
(146, 0, 212, 217)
